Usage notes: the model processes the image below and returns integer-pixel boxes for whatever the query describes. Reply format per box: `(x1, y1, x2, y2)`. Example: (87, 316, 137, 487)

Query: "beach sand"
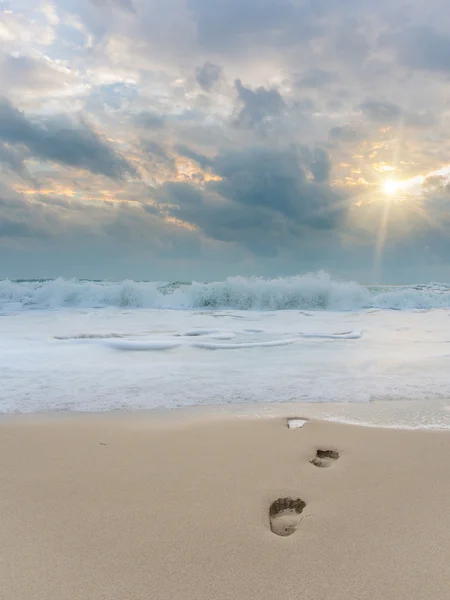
(1, 413, 449, 600)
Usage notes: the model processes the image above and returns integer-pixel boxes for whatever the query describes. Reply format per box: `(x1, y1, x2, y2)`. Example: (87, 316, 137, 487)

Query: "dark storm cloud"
(0, 182, 228, 280)
(0, 187, 59, 239)
(211, 147, 341, 227)
(0, 143, 29, 179)
(234, 80, 285, 128)
(0, 215, 48, 239)
(308, 148, 332, 184)
(143, 141, 172, 161)
(0, 98, 136, 179)
(381, 25, 450, 73)
(195, 62, 222, 91)
(0, 181, 201, 254)
(153, 181, 286, 256)
(175, 144, 212, 168)
(211, 148, 303, 218)
(141, 140, 175, 172)
(0, 218, 30, 238)
(155, 146, 347, 255)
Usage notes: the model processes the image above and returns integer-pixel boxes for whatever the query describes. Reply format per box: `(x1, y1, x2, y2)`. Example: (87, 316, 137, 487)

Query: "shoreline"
(1, 412, 450, 599)
(2, 397, 450, 430)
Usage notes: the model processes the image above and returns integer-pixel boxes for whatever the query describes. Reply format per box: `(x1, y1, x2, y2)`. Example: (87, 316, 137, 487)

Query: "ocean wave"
(1, 272, 450, 311)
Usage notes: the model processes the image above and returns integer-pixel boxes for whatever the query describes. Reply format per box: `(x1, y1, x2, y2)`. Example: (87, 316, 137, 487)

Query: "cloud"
(3, 0, 450, 281)
(186, 0, 298, 51)
(0, 54, 74, 95)
(360, 100, 402, 123)
(89, 0, 136, 12)
(195, 62, 222, 91)
(0, 186, 60, 239)
(329, 125, 363, 143)
(381, 26, 450, 73)
(307, 148, 332, 184)
(87, 82, 139, 112)
(142, 140, 174, 170)
(0, 142, 30, 179)
(135, 111, 166, 129)
(234, 79, 285, 128)
(0, 216, 43, 239)
(0, 6, 57, 48)
(348, 169, 450, 261)
(360, 100, 436, 129)
(294, 68, 336, 88)
(0, 97, 136, 179)
(156, 146, 347, 256)
(334, 19, 370, 65)
(0, 52, 89, 110)
(175, 144, 212, 168)
(154, 181, 286, 256)
(0, 181, 241, 279)
(211, 148, 304, 217)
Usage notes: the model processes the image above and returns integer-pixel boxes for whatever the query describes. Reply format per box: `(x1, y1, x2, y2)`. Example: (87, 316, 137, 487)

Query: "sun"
(383, 179, 400, 195)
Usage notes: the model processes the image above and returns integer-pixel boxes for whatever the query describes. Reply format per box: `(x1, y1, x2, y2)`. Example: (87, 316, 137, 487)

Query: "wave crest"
(1, 272, 450, 311)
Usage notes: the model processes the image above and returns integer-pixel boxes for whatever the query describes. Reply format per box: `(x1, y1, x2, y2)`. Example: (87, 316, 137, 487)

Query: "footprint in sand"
(310, 449, 340, 468)
(269, 497, 306, 537)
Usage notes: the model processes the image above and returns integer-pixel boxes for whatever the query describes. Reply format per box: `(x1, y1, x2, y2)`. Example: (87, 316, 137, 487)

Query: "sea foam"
(1, 272, 450, 312)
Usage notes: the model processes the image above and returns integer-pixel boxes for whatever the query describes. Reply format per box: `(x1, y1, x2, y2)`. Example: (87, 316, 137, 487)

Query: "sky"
(2, 0, 450, 282)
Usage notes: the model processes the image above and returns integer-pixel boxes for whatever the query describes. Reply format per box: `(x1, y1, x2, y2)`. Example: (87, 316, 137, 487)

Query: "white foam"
(103, 337, 298, 351)
(3, 273, 450, 312)
(183, 329, 221, 336)
(190, 339, 297, 350)
(55, 333, 126, 340)
(209, 332, 236, 340)
(298, 330, 363, 340)
(2, 307, 450, 429)
(182, 329, 236, 340)
(287, 418, 307, 429)
(106, 340, 182, 351)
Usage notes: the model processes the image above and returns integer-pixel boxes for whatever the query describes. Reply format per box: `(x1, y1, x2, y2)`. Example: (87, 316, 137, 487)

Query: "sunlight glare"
(383, 179, 400, 195)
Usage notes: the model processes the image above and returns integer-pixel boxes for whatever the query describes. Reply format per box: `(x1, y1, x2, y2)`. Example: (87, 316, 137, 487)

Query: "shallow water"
(1, 306, 450, 428)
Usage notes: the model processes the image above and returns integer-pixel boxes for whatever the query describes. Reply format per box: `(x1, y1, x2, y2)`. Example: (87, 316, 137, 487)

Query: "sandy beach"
(1, 412, 450, 600)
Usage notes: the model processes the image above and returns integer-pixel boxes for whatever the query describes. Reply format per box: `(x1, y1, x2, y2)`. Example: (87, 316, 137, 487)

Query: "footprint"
(269, 497, 306, 537)
(310, 449, 340, 468)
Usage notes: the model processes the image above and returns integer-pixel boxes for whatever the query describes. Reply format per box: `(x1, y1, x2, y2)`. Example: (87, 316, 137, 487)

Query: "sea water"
(1, 272, 450, 428)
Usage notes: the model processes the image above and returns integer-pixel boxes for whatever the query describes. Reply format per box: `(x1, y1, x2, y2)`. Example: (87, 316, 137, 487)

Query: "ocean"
(2, 272, 450, 427)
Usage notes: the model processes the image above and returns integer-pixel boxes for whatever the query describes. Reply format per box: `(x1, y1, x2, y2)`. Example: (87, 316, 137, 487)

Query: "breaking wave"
(1, 272, 450, 312)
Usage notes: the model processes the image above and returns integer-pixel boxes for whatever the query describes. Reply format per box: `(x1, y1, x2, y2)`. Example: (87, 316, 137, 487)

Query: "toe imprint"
(310, 448, 340, 468)
(269, 497, 306, 537)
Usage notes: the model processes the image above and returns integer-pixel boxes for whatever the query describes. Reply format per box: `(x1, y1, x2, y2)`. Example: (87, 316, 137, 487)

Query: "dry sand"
(1, 412, 450, 600)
